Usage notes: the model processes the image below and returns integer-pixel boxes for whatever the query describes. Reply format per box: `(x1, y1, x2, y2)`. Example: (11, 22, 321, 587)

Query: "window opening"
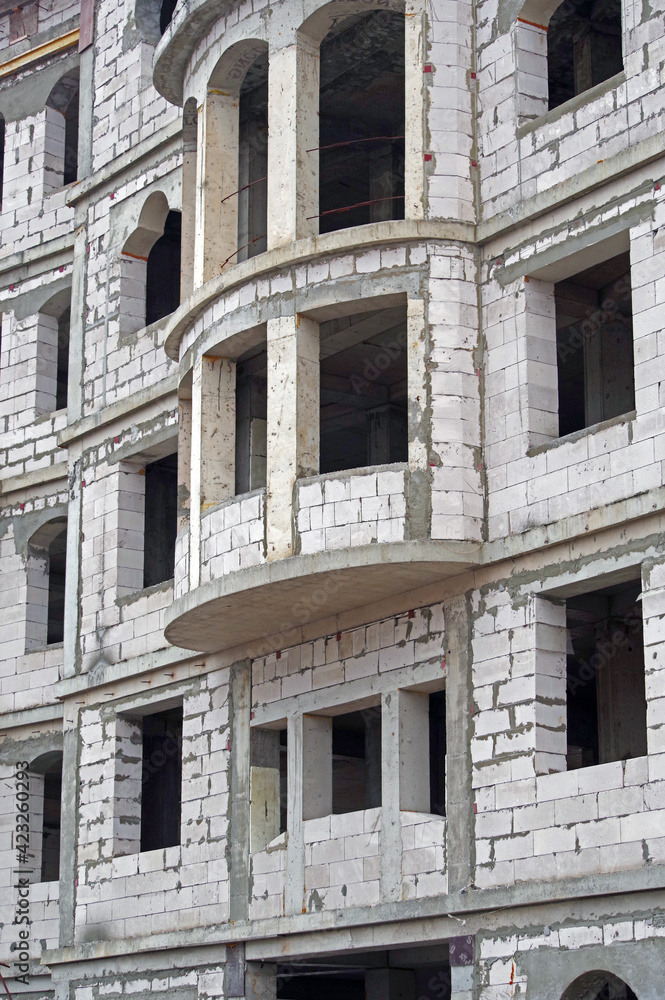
(140, 706, 183, 852)
(318, 11, 405, 232)
(237, 52, 268, 261)
(249, 727, 287, 852)
(143, 453, 178, 588)
(332, 708, 381, 814)
(429, 690, 446, 816)
(556, 251, 633, 437)
(56, 307, 70, 411)
(46, 70, 79, 188)
(277, 948, 452, 1000)
(235, 343, 267, 494)
(320, 305, 407, 474)
(40, 757, 62, 882)
(145, 210, 182, 325)
(566, 578, 646, 770)
(548, 0, 623, 110)
(46, 524, 67, 645)
(159, 0, 177, 34)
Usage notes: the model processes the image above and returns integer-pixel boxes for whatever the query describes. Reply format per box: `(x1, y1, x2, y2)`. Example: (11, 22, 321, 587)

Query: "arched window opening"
(29, 751, 63, 884)
(145, 209, 182, 326)
(47, 523, 67, 645)
(561, 971, 638, 1000)
(143, 452, 178, 588)
(45, 69, 79, 188)
(548, 0, 623, 110)
(319, 304, 408, 474)
(237, 52, 268, 261)
(160, 0, 177, 35)
(318, 10, 405, 233)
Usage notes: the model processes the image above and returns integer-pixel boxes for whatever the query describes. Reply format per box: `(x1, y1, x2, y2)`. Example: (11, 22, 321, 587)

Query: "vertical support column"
(181, 99, 198, 300)
(404, 1, 425, 221)
(229, 660, 251, 922)
(302, 714, 332, 820)
(643, 556, 665, 757)
(68, 218, 88, 422)
(177, 396, 192, 534)
(111, 715, 142, 856)
(366, 970, 416, 1000)
(115, 463, 145, 597)
(444, 594, 474, 896)
(533, 595, 568, 774)
(58, 723, 79, 947)
(399, 689, 430, 811)
(520, 277, 558, 445)
(63, 447, 82, 678)
(194, 91, 239, 287)
(267, 35, 319, 248)
(285, 714, 304, 914)
(266, 315, 319, 560)
(406, 296, 430, 539)
(380, 691, 402, 903)
(189, 356, 236, 589)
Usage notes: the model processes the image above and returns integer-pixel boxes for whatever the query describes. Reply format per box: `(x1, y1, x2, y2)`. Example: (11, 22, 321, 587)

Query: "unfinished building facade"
(1, 0, 664, 997)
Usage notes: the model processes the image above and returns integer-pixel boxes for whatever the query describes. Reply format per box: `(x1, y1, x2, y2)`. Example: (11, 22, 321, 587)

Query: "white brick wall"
(297, 468, 406, 554)
(200, 489, 265, 584)
(303, 808, 381, 910)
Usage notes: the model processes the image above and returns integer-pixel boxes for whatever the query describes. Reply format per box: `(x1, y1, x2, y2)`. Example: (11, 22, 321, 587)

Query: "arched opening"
(548, 0, 623, 110)
(45, 69, 79, 187)
(26, 517, 67, 650)
(146, 209, 182, 325)
(160, 0, 177, 34)
(561, 971, 638, 1000)
(39, 287, 71, 413)
(237, 51, 268, 261)
(30, 751, 63, 883)
(318, 9, 405, 233)
(46, 523, 67, 645)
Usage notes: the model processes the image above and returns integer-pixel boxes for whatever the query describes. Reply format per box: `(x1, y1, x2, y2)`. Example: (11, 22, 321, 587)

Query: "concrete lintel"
(57, 375, 178, 447)
(0, 701, 64, 731)
(0, 461, 68, 499)
(163, 220, 477, 361)
(65, 118, 183, 207)
(478, 130, 665, 244)
(42, 872, 665, 968)
(52, 644, 202, 700)
(0, 234, 75, 297)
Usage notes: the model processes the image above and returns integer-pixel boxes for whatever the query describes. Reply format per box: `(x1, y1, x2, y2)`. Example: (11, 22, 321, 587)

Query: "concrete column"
(302, 714, 332, 820)
(177, 397, 192, 534)
(57, 726, 78, 947)
(366, 969, 416, 1000)
(181, 99, 198, 300)
(444, 595, 474, 895)
(399, 689, 430, 812)
(266, 315, 319, 559)
(68, 219, 88, 422)
(62, 447, 82, 678)
(190, 355, 236, 588)
(194, 91, 239, 286)
(404, 4, 425, 221)
(380, 691, 402, 902)
(229, 660, 252, 922)
(267, 36, 319, 248)
(285, 714, 305, 914)
(406, 297, 430, 540)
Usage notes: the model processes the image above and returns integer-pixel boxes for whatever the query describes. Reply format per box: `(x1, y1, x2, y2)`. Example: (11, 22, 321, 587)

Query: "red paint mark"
(510, 963, 515, 985)
(110, 192, 115, 199)
(19, 503, 24, 510)
(226, 740, 231, 751)
(276, 650, 281, 659)
(408, 610, 415, 619)
(9, 284, 13, 292)
(250, 711, 255, 720)
(473, 803, 477, 814)
(471, 159, 477, 167)
(441, 657, 446, 669)
(424, 153, 432, 161)
(114, 436, 119, 444)
(470, 72, 477, 79)
(423, 64, 432, 73)
(336, 632, 342, 642)
(59, 266, 64, 273)
(82, 480, 86, 488)
(656, 182, 661, 191)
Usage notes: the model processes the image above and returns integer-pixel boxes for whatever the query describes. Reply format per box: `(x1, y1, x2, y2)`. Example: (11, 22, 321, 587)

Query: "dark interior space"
(143, 453, 178, 588)
(318, 11, 405, 233)
(160, 0, 177, 34)
(40, 757, 62, 882)
(277, 948, 452, 1000)
(46, 523, 67, 645)
(56, 307, 70, 411)
(235, 343, 267, 494)
(556, 251, 633, 437)
(566, 578, 647, 770)
(141, 705, 183, 852)
(429, 689, 447, 816)
(332, 708, 381, 814)
(238, 52, 268, 261)
(46, 70, 79, 185)
(320, 305, 408, 474)
(548, 0, 623, 110)
(146, 210, 182, 326)
(592, 984, 637, 1000)
(280, 728, 288, 834)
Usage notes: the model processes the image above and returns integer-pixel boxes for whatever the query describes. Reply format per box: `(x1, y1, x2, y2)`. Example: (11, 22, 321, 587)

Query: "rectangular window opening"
(332, 708, 381, 814)
(556, 251, 634, 437)
(143, 452, 178, 588)
(235, 344, 267, 495)
(249, 726, 287, 853)
(140, 706, 183, 852)
(320, 306, 407, 475)
(566, 577, 647, 770)
(40, 759, 62, 882)
(428, 690, 446, 817)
